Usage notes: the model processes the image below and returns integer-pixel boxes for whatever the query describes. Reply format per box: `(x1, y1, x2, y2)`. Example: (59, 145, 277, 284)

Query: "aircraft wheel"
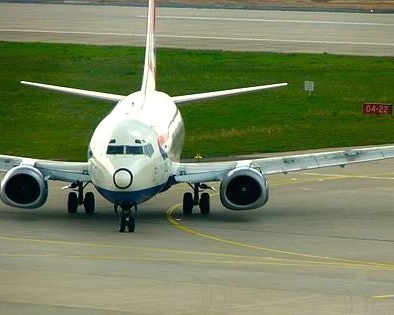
(127, 217, 135, 233)
(118, 216, 126, 233)
(84, 192, 95, 215)
(199, 193, 210, 215)
(67, 192, 78, 214)
(183, 192, 193, 215)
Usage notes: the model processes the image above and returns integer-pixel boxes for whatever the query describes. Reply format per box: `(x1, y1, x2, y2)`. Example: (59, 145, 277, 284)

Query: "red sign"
(363, 103, 393, 115)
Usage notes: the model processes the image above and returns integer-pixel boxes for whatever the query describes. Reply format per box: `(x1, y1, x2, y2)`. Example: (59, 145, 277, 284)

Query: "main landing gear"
(66, 181, 95, 215)
(114, 202, 136, 233)
(182, 183, 213, 216)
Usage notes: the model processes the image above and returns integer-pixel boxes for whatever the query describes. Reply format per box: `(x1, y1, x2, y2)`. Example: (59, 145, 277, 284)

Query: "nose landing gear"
(115, 202, 136, 233)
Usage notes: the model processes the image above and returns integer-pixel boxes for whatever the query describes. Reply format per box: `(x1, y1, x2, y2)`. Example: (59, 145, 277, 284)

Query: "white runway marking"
(153, 15, 394, 27)
(1, 29, 393, 48)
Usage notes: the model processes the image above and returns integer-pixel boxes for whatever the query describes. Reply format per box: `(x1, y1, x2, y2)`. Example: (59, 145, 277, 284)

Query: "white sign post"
(304, 81, 315, 96)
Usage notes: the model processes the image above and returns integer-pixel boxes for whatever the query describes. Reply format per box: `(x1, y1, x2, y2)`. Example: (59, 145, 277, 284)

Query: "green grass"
(0, 41, 393, 161)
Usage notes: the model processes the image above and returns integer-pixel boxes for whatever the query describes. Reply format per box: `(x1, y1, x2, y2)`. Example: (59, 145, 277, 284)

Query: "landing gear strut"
(182, 183, 211, 216)
(114, 202, 136, 233)
(67, 181, 95, 215)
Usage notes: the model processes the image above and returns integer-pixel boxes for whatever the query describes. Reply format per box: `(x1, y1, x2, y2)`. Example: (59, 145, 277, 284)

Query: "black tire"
(84, 192, 95, 215)
(118, 216, 126, 233)
(183, 192, 193, 216)
(199, 193, 210, 216)
(67, 192, 78, 214)
(127, 217, 135, 233)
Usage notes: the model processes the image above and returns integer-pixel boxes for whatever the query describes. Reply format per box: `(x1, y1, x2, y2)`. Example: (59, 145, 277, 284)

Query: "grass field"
(0, 41, 393, 161)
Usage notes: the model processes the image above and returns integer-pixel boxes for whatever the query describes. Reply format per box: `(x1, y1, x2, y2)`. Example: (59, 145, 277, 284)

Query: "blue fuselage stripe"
(95, 184, 164, 205)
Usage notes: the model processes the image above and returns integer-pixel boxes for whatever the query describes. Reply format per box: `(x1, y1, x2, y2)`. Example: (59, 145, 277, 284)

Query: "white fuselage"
(88, 91, 185, 205)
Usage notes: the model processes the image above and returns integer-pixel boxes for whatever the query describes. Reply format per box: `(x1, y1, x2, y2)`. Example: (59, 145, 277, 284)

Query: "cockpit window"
(106, 145, 124, 155)
(125, 146, 143, 155)
(106, 144, 155, 157)
(145, 144, 154, 157)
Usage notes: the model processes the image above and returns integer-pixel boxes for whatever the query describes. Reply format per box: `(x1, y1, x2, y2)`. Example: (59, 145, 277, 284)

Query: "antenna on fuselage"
(141, 0, 157, 94)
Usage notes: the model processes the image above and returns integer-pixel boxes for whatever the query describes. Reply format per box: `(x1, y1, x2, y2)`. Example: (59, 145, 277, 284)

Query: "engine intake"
(0, 166, 48, 209)
(220, 167, 269, 210)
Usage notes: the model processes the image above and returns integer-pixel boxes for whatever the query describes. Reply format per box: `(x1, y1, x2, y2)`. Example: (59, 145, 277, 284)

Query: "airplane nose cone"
(113, 168, 133, 189)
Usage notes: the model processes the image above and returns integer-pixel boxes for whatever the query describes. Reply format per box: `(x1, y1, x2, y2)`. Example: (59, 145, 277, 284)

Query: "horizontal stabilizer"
(172, 82, 288, 105)
(21, 81, 125, 103)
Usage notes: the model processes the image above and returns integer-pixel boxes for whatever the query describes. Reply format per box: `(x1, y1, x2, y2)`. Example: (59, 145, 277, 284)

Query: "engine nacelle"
(0, 166, 48, 209)
(220, 167, 269, 211)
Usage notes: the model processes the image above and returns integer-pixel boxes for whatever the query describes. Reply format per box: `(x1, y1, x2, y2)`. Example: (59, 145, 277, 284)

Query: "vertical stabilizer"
(141, 0, 156, 93)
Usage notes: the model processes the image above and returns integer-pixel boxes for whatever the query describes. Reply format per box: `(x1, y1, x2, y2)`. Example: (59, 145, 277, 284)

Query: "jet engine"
(0, 166, 48, 209)
(219, 167, 269, 210)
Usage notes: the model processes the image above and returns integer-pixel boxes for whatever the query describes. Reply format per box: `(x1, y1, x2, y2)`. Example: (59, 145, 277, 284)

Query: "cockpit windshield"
(125, 146, 144, 155)
(106, 144, 154, 157)
(106, 145, 124, 155)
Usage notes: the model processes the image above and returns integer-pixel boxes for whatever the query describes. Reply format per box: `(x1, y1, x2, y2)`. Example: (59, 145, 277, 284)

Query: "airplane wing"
(0, 155, 90, 183)
(173, 145, 394, 183)
(172, 83, 288, 105)
(21, 81, 125, 103)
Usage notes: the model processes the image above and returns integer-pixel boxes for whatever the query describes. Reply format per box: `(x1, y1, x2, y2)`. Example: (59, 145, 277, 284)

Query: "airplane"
(1, 0, 394, 233)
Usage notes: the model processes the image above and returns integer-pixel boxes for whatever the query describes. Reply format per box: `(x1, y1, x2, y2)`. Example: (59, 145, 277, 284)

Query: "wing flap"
(253, 146, 394, 175)
(173, 145, 394, 184)
(173, 161, 235, 183)
(36, 160, 90, 182)
(0, 155, 23, 172)
(0, 154, 90, 183)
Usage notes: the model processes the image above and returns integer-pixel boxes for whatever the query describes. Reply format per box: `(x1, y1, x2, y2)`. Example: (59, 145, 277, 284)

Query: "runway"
(0, 3, 393, 55)
(1, 2, 394, 314)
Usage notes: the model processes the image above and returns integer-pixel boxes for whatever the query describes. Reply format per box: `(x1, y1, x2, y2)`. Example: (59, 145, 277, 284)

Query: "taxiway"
(1, 160, 394, 313)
